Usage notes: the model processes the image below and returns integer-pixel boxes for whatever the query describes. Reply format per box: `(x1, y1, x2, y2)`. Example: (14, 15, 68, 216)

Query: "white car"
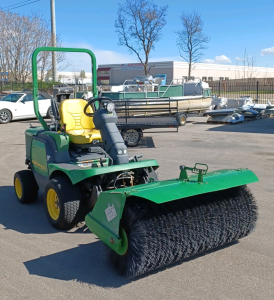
(0, 92, 53, 124)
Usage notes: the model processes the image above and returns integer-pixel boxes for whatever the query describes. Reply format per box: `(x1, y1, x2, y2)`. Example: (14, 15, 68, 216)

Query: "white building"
(55, 71, 92, 85)
(96, 61, 274, 85)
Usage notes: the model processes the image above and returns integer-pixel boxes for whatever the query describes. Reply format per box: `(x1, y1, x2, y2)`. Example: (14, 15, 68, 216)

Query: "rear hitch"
(179, 163, 208, 183)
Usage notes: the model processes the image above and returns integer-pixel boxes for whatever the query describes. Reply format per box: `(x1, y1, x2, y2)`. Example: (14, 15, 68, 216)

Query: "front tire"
(14, 170, 39, 203)
(44, 176, 83, 229)
(0, 109, 12, 124)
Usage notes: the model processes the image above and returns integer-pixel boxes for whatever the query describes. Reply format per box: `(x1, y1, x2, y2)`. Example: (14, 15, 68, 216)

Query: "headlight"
(118, 149, 123, 155)
(124, 149, 127, 154)
(107, 102, 115, 113)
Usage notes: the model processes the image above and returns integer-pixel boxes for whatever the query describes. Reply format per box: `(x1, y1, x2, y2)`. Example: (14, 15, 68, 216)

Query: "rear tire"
(0, 109, 12, 124)
(44, 176, 83, 229)
(14, 170, 39, 203)
(122, 128, 143, 147)
(176, 113, 187, 126)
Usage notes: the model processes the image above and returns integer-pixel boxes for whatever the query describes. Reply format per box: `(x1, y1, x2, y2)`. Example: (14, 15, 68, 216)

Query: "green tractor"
(14, 47, 258, 278)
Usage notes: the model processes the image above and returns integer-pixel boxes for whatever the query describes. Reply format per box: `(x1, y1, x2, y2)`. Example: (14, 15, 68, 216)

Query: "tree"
(0, 10, 65, 82)
(238, 48, 258, 79)
(80, 70, 86, 78)
(115, 0, 168, 75)
(176, 11, 210, 78)
(46, 69, 52, 80)
(38, 34, 66, 82)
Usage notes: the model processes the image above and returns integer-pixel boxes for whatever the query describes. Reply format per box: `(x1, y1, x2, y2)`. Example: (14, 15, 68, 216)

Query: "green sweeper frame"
(29, 47, 258, 256)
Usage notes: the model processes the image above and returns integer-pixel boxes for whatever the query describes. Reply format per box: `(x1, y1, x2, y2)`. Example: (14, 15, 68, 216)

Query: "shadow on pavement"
(192, 117, 274, 134)
(24, 242, 131, 288)
(0, 186, 57, 234)
(23, 237, 237, 288)
(137, 136, 155, 148)
(0, 186, 87, 234)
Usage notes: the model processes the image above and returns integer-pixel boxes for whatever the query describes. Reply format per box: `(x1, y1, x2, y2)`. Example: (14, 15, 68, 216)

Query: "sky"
(1, 0, 274, 72)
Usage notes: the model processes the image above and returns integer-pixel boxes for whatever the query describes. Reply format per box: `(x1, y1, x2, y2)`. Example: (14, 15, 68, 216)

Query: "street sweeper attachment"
(85, 165, 258, 278)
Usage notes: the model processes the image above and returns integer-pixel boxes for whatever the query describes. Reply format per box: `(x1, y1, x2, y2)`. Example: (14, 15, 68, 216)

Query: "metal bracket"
(179, 163, 208, 183)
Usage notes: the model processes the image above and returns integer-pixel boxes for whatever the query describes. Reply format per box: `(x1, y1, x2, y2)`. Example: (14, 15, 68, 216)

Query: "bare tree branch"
(115, 0, 168, 75)
(238, 48, 259, 79)
(0, 10, 65, 83)
(176, 11, 210, 78)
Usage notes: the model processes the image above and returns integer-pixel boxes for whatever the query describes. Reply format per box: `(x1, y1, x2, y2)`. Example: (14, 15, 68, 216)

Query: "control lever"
(128, 154, 143, 162)
(134, 154, 143, 162)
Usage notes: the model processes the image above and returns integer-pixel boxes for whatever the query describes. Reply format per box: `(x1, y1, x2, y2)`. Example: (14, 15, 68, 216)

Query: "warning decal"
(105, 204, 117, 222)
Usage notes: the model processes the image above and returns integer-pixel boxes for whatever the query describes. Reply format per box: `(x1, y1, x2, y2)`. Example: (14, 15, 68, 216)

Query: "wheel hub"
(47, 189, 60, 220)
(14, 178, 22, 199)
(181, 116, 186, 123)
(0, 111, 8, 121)
(124, 130, 139, 143)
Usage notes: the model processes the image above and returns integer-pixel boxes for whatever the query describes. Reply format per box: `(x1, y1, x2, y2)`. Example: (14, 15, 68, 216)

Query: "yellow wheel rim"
(15, 178, 22, 199)
(181, 116, 186, 124)
(47, 189, 60, 220)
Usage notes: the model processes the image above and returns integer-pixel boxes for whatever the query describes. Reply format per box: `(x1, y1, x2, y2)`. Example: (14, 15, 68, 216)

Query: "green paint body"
(48, 159, 159, 185)
(31, 139, 48, 177)
(85, 192, 128, 255)
(45, 131, 70, 152)
(85, 167, 258, 255)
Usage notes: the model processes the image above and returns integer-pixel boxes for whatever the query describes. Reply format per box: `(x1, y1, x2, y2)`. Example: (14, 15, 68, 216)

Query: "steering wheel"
(84, 96, 113, 117)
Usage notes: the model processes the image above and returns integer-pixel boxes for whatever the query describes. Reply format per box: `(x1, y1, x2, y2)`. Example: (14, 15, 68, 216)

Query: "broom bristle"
(108, 185, 257, 278)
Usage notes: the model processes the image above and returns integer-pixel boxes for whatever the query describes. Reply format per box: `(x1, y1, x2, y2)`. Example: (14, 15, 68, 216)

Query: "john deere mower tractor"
(14, 47, 258, 278)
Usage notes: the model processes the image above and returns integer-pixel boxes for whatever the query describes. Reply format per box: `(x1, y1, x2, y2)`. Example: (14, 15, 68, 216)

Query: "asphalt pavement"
(0, 116, 274, 300)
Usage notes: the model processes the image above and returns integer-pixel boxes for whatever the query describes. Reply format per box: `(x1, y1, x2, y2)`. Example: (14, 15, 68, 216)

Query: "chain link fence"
(0, 81, 94, 96)
(0, 81, 54, 95)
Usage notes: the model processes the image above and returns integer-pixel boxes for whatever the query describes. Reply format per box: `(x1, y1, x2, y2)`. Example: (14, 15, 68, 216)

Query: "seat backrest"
(59, 99, 95, 131)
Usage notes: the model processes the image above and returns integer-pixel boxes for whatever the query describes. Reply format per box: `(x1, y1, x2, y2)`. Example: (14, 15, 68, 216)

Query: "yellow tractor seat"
(59, 99, 102, 145)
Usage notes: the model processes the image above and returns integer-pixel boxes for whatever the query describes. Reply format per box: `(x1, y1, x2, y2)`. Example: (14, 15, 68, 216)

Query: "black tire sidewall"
(47, 107, 54, 119)
(122, 128, 143, 147)
(0, 109, 12, 124)
(177, 113, 187, 126)
(44, 177, 82, 229)
(14, 170, 39, 203)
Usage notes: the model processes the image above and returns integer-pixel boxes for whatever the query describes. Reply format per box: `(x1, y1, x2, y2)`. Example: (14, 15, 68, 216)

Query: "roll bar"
(32, 47, 98, 130)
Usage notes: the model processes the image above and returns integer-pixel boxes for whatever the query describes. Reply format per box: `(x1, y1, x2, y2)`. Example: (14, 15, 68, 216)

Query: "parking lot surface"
(0, 117, 274, 300)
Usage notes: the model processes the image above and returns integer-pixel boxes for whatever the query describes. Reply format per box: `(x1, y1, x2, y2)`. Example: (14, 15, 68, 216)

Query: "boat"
(100, 76, 212, 118)
(205, 108, 245, 124)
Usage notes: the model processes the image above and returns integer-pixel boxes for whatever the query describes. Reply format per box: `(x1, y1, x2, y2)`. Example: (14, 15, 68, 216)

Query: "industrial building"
(54, 61, 274, 86)
(96, 61, 274, 85)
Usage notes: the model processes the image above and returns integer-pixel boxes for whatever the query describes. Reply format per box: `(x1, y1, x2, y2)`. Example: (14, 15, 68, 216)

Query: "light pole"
(0, 54, 2, 93)
(50, 0, 57, 82)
